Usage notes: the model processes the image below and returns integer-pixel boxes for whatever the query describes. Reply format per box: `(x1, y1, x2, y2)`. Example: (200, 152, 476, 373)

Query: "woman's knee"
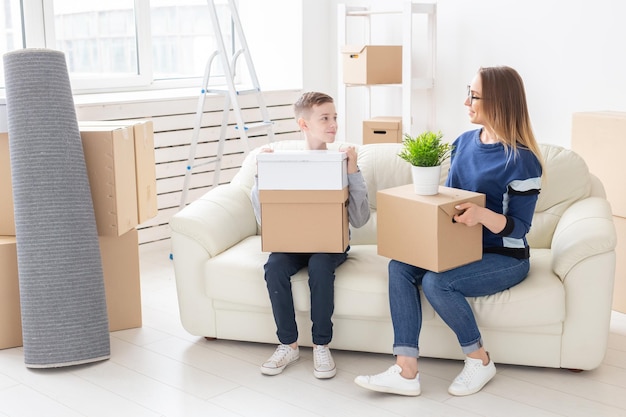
(421, 272, 444, 296)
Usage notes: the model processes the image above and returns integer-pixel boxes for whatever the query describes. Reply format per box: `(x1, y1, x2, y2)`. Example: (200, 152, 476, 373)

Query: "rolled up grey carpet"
(3, 48, 110, 368)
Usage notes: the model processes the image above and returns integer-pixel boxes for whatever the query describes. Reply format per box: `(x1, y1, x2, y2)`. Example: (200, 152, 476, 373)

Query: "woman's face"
(466, 74, 486, 126)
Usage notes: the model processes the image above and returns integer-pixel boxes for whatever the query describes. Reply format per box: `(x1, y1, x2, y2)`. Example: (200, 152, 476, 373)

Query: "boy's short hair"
(293, 92, 334, 120)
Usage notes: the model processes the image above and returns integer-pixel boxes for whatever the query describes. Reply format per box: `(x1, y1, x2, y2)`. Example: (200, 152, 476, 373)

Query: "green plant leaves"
(398, 130, 453, 167)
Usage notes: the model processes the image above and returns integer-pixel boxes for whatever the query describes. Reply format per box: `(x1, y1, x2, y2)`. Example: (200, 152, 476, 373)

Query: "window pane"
(0, 0, 23, 88)
(150, 0, 232, 81)
(53, 1, 138, 77)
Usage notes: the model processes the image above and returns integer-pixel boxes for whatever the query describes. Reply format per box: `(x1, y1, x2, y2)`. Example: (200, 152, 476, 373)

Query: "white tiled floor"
(1, 238, 625, 417)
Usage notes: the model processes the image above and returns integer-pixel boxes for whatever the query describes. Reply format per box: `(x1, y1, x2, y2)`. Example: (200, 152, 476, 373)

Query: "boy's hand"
(255, 147, 273, 175)
(340, 145, 359, 174)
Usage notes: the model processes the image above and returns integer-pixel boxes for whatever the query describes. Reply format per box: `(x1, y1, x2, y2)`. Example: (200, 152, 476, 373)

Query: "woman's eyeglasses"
(466, 85, 482, 105)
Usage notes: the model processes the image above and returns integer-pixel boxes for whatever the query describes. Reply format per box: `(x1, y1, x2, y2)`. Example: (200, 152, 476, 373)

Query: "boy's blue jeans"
(389, 253, 530, 358)
(264, 251, 348, 346)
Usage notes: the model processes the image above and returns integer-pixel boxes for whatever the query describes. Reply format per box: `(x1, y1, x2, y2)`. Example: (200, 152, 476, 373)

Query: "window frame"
(18, 0, 226, 94)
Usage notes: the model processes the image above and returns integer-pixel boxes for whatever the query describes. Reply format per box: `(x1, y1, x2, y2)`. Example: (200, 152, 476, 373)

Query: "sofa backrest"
(526, 143, 593, 248)
(232, 140, 599, 249)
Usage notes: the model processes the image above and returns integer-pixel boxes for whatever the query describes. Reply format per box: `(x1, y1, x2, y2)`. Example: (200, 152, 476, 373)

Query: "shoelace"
(269, 345, 292, 363)
(314, 346, 331, 366)
(455, 360, 480, 385)
(381, 365, 401, 376)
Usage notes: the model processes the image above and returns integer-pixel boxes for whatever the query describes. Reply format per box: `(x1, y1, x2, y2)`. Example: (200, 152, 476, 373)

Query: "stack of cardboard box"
(572, 111, 626, 313)
(257, 150, 349, 253)
(340, 44, 404, 144)
(0, 121, 157, 349)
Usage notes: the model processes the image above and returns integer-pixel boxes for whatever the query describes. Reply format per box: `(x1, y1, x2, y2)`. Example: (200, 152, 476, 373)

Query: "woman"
(354, 66, 543, 397)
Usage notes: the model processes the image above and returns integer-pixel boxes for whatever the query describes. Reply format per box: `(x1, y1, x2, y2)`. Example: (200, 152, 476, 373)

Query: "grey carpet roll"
(3, 48, 110, 368)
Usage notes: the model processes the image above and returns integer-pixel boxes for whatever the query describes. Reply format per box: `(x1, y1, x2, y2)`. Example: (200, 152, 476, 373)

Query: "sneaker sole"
(260, 357, 299, 376)
(354, 377, 421, 396)
(314, 367, 337, 379)
(447, 367, 496, 396)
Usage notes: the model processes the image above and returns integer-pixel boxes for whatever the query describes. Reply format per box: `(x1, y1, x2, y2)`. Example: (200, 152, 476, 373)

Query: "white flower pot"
(411, 165, 441, 195)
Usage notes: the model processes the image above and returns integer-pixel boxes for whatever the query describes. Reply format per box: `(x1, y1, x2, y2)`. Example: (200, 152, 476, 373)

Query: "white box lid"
(257, 150, 348, 190)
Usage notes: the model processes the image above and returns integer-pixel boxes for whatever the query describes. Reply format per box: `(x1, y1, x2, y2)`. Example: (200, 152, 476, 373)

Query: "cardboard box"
(0, 229, 142, 349)
(100, 228, 142, 331)
(0, 236, 22, 349)
(363, 117, 403, 144)
(259, 188, 349, 253)
(256, 150, 348, 190)
(0, 134, 15, 235)
(80, 125, 139, 236)
(571, 111, 626, 217)
(80, 120, 157, 224)
(613, 215, 626, 313)
(377, 185, 485, 272)
(341, 45, 402, 85)
(131, 121, 158, 224)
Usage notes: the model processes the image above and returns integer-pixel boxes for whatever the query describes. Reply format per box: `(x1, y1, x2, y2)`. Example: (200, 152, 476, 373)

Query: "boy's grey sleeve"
(251, 175, 262, 225)
(347, 171, 371, 228)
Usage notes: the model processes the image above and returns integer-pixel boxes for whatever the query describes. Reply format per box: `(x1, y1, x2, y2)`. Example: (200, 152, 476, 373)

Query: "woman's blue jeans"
(389, 253, 529, 358)
(264, 251, 348, 346)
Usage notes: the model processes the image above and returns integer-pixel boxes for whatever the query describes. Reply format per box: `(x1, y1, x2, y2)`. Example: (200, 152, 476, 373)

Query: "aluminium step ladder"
(179, 0, 275, 209)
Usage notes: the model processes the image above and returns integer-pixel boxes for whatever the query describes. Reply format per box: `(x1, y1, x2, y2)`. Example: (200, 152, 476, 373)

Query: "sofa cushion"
(204, 237, 405, 320)
(469, 249, 565, 329)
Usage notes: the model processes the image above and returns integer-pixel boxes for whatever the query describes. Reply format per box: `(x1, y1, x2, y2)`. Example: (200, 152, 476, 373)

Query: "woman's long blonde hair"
(479, 66, 544, 171)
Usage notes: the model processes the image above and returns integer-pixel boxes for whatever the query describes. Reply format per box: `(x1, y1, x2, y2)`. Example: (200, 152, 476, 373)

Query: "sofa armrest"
(170, 183, 258, 258)
(551, 196, 617, 279)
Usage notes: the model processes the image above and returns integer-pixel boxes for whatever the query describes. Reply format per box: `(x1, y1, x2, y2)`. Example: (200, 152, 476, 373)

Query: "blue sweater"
(445, 129, 542, 259)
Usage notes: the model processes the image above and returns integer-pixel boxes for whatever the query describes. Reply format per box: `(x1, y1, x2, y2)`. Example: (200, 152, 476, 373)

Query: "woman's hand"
(453, 202, 507, 234)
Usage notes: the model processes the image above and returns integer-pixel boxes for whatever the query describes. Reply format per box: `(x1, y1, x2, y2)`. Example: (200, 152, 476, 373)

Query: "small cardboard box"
(256, 150, 348, 190)
(341, 45, 402, 85)
(0, 134, 15, 235)
(80, 125, 139, 236)
(259, 188, 349, 253)
(377, 185, 485, 272)
(100, 228, 142, 331)
(0, 236, 22, 349)
(363, 117, 403, 144)
(80, 120, 157, 224)
(571, 111, 626, 217)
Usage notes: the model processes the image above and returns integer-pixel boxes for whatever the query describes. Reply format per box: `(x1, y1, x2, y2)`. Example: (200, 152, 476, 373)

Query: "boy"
(250, 92, 370, 378)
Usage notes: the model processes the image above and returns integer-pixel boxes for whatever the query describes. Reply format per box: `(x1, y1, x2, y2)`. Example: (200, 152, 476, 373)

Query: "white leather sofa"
(170, 140, 617, 370)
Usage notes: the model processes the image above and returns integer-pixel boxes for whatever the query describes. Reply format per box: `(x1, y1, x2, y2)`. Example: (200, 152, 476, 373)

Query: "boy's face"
(299, 101, 337, 149)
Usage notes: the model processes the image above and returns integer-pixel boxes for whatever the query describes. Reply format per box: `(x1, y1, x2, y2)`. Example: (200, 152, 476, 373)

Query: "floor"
(1, 239, 625, 417)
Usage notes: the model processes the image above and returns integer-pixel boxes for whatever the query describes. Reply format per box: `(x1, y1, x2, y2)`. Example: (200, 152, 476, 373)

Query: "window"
(0, 0, 233, 93)
(0, 0, 23, 88)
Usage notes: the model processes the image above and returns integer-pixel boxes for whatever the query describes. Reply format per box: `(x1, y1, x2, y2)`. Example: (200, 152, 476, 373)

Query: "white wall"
(247, 0, 626, 149)
(239, 0, 303, 90)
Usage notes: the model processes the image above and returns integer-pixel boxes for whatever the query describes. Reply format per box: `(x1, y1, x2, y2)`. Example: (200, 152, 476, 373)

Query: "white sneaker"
(313, 345, 336, 379)
(448, 355, 496, 396)
(260, 344, 299, 376)
(354, 364, 421, 396)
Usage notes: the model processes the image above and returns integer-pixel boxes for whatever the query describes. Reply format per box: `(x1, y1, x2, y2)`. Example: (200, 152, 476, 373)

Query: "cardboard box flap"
(341, 45, 368, 55)
(439, 202, 463, 220)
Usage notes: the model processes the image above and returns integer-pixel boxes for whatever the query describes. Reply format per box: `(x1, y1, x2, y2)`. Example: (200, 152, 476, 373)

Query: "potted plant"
(398, 130, 453, 195)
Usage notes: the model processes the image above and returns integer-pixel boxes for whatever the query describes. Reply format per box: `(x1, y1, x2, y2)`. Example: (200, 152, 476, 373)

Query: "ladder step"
(180, 0, 276, 210)
(235, 121, 274, 131)
(189, 157, 221, 170)
(204, 87, 260, 96)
